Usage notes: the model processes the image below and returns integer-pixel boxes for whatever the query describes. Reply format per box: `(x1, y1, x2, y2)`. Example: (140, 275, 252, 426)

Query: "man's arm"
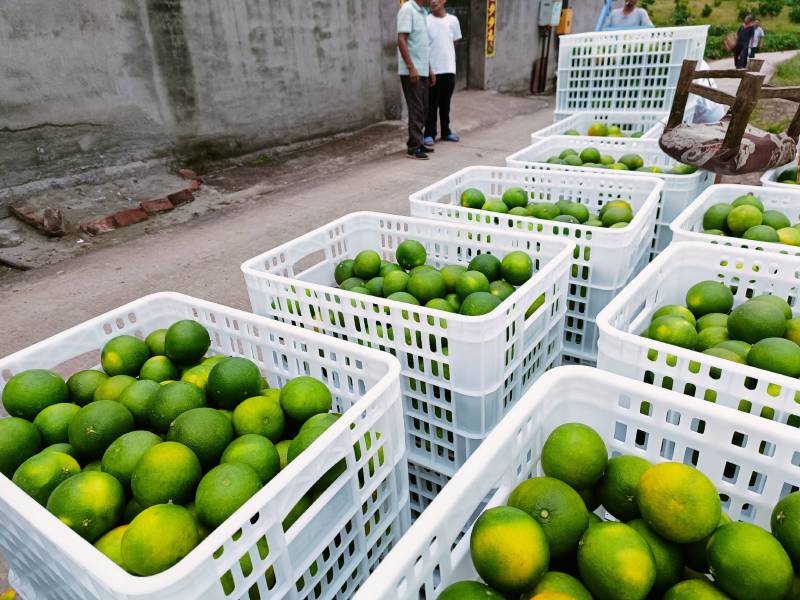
(398, 33, 420, 84)
(639, 9, 654, 27)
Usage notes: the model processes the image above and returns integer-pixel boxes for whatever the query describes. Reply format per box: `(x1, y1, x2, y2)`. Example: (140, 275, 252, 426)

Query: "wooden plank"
(666, 60, 697, 130)
(722, 73, 763, 151)
(688, 84, 737, 106)
(759, 87, 800, 102)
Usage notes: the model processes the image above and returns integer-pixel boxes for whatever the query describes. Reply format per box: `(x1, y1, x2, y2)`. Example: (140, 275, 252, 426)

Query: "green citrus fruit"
(3, 369, 68, 421)
(747, 337, 800, 377)
(167, 407, 233, 468)
(664, 579, 732, 599)
(686, 281, 734, 317)
(396, 240, 427, 270)
(577, 521, 656, 600)
(595, 455, 652, 521)
(180, 364, 212, 392)
(124, 498, 145, 523)
(647, 316, 698, 349)
(743, 225, 779, 243)
(460, 292, 502, 316)
(382, 270, 410, 296)
(93, 374, 136, 402)
(33, 403, 80, 445)
(531, 203, 561, 220)
(502, 187, 528, 209)
(13, 450, 80, 505)
(501, 251, 533, 286)
(149, 381, 205, 433)
(560, 202, 591, 223)
(579, 147, 601, 163)
(379, 261, 402, 277)
(559, 148, 578, 159)
(47, 471, 125, 541)
(407, 269, 447, 304)
(554, 214, 579, 224)
(470, 506, 549, 595)
(714, 339, 751, 360)
(42, 442, 76, 457)
(139, 356, 180, 383)
(697, 312, 728, 331)
(456, 271, 491, 300)
(652, 304, 696, 327)
(778, 227, 800, 246)
(426, 298, 456, 312)
(528, 571, 592, 600)
(636, 462, 721, 543)
(704, 347, 746, 365)
(696, 326, 729, 351)
(751, 294, 793, 319)
(279, 376, 332, 424)
(727, 205, 763, 236)
(353, 250, 382, 280)
(731, 193, 764, 210)
(131, 441, 202, 507)
(628, 518, 685, 591)
(489, 280, 516, 301)
(619, 154, 644, 170)
(164, 320, 211, 366)
(232, 391, 285, 441)
(771, 491, 800, 566)
(587, 122, 609, 136)
(728, 299, 787, 343)
(483, 200, 510, 213)
(275, 440, 291, 470)
(507, 476, 589, 560)
(461, 188, 487, 209)
(221, 434, 281, 484)
(66, 370, 109, 406)
(334, 259, 355, 284)
(206, 357, 263, 410)
(387, 291, 420, 305)
(703, 204, 733, 232)
(340, 277, 364, 291)
(101, 430, 161, 489)
(68, 401, 134, 459)
(762, 209, 791, 230)
(685, 511, 732, 572)
(602, 206, 634, 227)
(468, 254, 503, 282)
(94, 525, 128, 568)
(117, 380, 160, 428)
(101, 335, 150, 377)
(541, 423, 607, 489)
(122, 504, 199, 576)
(364, 276, 384, 297)
(145, 329, 167, 356)
(437, 581, 506, 599)
(708, 522, 793, 600)
(195, 462, 262, 528)
(704, 229, 725, 235)
(440, 265, 467, 293)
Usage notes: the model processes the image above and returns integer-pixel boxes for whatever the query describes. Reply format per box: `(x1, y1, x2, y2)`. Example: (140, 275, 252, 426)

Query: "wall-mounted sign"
(486, 0, 497, 57)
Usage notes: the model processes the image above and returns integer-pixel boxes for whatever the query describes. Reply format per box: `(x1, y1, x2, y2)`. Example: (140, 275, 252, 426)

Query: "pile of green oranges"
(439, 423, 800, 600)
(334, 239, 536, 317)
(643, 280, 800, 379)
(543, 147, 696, 175)
(701, 193, 800, 246)
(0, 319, 351, 579)
(776, 167, 798, 186)
(459, 187, 635, 229)
(563, 121, 645, 138)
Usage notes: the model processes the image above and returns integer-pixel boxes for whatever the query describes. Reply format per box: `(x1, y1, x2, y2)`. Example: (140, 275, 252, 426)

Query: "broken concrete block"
(9, 203, 66, 237)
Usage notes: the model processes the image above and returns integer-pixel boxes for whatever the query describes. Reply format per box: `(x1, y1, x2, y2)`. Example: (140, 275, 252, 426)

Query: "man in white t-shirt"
(602, 0, 653, 30)
(424, 0, 462, 145)
(750, 21, 764, 58)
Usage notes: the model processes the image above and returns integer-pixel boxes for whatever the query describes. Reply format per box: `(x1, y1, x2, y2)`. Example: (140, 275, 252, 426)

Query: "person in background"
(734, 15, 754, 69)
(750, 20, 765, 58)
(602, 0, 654, 30)
(398, 0, 435, 160)
(424, 0, 462, 146)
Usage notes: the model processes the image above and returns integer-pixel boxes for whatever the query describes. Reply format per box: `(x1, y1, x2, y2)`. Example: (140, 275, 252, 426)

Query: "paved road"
(709, 50, 799, 95)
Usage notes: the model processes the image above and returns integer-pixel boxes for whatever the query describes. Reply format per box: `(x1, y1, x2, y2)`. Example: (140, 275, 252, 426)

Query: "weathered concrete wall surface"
(570, 0, 604, 34)
(484, 2, 542, 92)
(0, 0, 401, 189)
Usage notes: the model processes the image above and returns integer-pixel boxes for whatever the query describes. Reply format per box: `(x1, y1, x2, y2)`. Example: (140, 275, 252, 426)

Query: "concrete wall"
(570, 0, 604, 34)
(0, 0, 401, 189)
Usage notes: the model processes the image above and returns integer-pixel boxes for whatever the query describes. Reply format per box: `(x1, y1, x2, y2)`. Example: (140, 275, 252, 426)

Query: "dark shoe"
(442, 133, 460, 142)
(407, 148, 429, 160)
(421, 144, 435, 153)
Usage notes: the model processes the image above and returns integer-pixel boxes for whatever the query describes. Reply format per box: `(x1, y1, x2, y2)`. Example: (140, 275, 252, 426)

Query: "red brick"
(168, 189, 195, 206)
(80, 216, 116, 236)
(187, 178, 202, 192)
(112, 208, 149, 228)
(9, 203, 43, 228)
(9, 203, 66, 237)
(140, 197, 174, 214)
(178, 168, 199, 180)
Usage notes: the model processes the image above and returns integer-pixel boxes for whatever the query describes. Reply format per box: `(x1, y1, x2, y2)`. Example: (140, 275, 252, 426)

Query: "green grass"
(772, 54, 800, 85)
(648, 0, 799, 33)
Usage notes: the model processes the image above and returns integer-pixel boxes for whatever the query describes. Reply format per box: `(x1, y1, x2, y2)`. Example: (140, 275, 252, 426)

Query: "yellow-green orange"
(727, 205, 762, 236)
(207, 357, 263, 409)
(68, 400, 134, 459)
(696, 312, 728, 331)
(531, 203, 560, 220)
(66, 370, 108, 406)
(93, 374, 136, 403)
(714, 340, 751, 360)
(382, 270, 410, 296)
(131, 441, 202, 507)
(396, 240, 427, 270)
(507, 476, 589, 559)
(664, 579, 732, 599)
(732, 193, 764, 210)
(468, 254, 502, 282)
(437, 581, 506, 599)
(12, 451, 80, 505)
(708, 522, 793, 600)
(461, 188, 487, 209)
(42, 442, 76, 457)
(619, 154, 644, 170)
(180, 364, 212, 392)
(703, 204, 732, 231)
(653, 304, 696, 327)
(47, 471, 125, 542)
(167, 407, 234, 468)
(276, 440, 291, 470)
(528, 571, 592, 600)
(279, 376, 332, 424)
(502, 187, 528, 209)
(771, 491, 800, 565)
(751, 294, 793, 320)
(94, 525, 128, 568)
(778, 227, 800, 246)
(149, 381, 205, 433)
(195, 462, 262, 528)
(470, 506, 549, 595)
(2, 369, 68, 421)
(440, 265, 467, 293)
(221, 434, 281, 484)
(139, 356, 180, 383)
(696, 326, 729, 351)
(747, 337, 800, 377)
(743, 225, 779, 242)
(334, 259, 355, 284)
(145, 329, 167, 356)
(122, 504, 199, 576)
(685, 281, 733, 318)
(602, 206, 633, 227)
(407, 269, 447, 304)
(118, 380, 161, 428)
(101, 430, 161, 489)
(353, 250, 382, 280)
(580, 147, 601, 163)
(595, 455, 652, 521)
(489, 280, 515, 301)
(460, 292, 502, 316)
(587, 122, 609, 136)
(101, 335, 150, 377)
(628, 518, 684, 591)
(728, 299, 786, 344)
(33, 403, 80, 445)
(456, 271, 491, 300)
(231, 392, 286, 442)
(501, 251, 533, 286)
(541, 423, 607, 489)
(483, 200, 509, 213)
(636, 462, 720, 543)
(648, 316, 698, 349)
(165, 320, 210, 366)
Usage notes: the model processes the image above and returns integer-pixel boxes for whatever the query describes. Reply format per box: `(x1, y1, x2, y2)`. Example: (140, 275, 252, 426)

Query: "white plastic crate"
(761, 160, 799, 189)
(408, 166, 663, 362)
(506, 136, 714, 258)
(672, 184, 800, 257)
(0, 292, 408, 600)
(554, 26, 709, 119)
(597, 242, 800, 428)
(532, 111, 669, 142)
(354, 365, 800, 600)
(241, 212, 573, 477)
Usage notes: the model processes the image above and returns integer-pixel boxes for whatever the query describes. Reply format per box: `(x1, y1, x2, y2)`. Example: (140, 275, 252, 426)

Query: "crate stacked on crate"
(671, 184, 800, 257)
(554, 26, 709, 121)
(241, 212, 573, 516)
(408, 166, 663, 363)
(353, 365, 800, 599)
(506, 136, 714, 258)
(597, 242, 800, 427)
(0, 293, 408, 600)
(530, 110, 669, 142)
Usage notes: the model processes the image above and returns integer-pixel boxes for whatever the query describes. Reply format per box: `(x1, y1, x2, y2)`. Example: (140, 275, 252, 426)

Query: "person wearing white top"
(424, 0, 462, 144)
(750, 21, 765, 58)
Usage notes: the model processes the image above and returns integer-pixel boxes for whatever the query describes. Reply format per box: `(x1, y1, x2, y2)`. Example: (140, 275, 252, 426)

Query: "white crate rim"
(531, 111, 670, 142)
(0, 291, 403, 596)
(761, 160, 798, 188)
(558, 24, 709, 43)
(240, 211, 575, 325)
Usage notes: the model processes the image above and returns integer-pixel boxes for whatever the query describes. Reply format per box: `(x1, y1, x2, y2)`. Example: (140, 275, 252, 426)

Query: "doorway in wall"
(447, 0, 471, 89)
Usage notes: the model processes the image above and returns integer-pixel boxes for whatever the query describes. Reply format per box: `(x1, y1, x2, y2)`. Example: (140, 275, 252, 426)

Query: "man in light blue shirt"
(398, 0, 435, 160)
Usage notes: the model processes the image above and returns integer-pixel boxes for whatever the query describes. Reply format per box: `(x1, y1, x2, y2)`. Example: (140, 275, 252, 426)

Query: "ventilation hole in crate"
(660, 438, 676, 460)
(618, 394, 631, 409)
(690, 418, 706, 434)
(732, 432, 747, 448)
(748, 470, 766, 494)
(744, 377, 757, 390)
(740, 503, 756, 521)
(103, 323, 113, 334)
(780, 482, 799, 498)
(635, 429, 648, 449)
(683, 447, 699, 466)
(115, 318, 125, 329)
(723, 462, 739, 483)
(759, 440, 775, 457)
(665, 409, 680, 426)
(739, 399, 753, 414)
(719, 493, 731, 512)
(614, 422, 627, 442)
(639, 401, 652, 417)
(792, 451, 800, 467)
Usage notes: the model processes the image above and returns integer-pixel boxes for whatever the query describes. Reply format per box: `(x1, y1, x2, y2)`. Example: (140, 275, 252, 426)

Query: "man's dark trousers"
(401, 75, 429, 150)
(425, 73, 455, 140)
